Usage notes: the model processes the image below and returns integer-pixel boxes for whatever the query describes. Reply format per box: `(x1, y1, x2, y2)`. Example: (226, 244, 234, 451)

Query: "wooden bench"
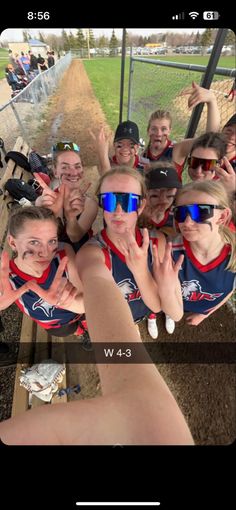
(0, 136, 68, 416)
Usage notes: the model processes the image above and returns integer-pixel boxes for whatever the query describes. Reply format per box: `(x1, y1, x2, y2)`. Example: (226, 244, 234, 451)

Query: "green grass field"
(0, 48, 9, 80)
(145, 55, 235, 68)
(83, 58, 129, 130)
(83, 55, 235, 134)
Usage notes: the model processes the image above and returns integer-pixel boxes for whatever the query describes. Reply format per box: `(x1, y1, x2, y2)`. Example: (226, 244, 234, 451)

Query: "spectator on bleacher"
(19, 52, 31, 74)
(141, 82, 220, 180)
(37, 54, 48, 72)
(5, 65, 25, 92)
(47, 51, 55, 68)
(8, 49, 18, 71)
(35, 141, 98, 252)
(14, 53, 25, 76)
(172, 180, 236, 326)
(28, 50, 39, 75)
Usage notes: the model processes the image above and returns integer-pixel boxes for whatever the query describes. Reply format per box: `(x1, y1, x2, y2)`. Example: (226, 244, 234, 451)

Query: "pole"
(87, 29, 90, 59)
(185, 29, 229, 138)
(119, 28, 126, 123)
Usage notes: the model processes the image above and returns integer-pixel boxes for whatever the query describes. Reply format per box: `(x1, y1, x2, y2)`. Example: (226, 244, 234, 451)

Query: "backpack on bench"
(4, 178, 38, 207)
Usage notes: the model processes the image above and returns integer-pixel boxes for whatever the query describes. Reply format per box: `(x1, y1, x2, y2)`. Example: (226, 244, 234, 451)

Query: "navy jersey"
(139, 209, 175, 238)
(9, 247, 80, 329)
(142, 139, 184, 180)
(87, 228, 159, 323)
(172, 235, 236, 314)
(110, 155, 145, 175)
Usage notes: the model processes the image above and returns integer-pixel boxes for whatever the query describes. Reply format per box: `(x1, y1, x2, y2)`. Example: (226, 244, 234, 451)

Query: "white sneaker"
(147, 318, 158, 339)
(165, 315, 175, 334)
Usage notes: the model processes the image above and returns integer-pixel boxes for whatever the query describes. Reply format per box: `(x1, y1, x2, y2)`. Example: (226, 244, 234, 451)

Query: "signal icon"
(189, 11, 199, 19)
(172, 12, 185, 20)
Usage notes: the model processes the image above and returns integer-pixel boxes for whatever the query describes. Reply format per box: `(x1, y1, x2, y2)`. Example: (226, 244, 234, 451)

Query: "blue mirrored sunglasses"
(52, 141, 80, 152)
(173, 204, 224, 223)
(98, 192, 142, 213)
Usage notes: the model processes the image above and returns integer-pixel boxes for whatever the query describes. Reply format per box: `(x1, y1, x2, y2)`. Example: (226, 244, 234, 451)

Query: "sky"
(0, 28, 205, 42)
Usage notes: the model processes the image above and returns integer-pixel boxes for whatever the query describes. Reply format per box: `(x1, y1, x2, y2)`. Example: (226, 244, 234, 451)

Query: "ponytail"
(220, 225, 236, 272)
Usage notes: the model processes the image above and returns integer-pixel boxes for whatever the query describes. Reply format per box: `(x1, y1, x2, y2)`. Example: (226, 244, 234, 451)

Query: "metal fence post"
(185, 29, 229, 138)
(127, 56, 135, 120)
(10, 103, 29, 144)
(119, 29, 126, 124)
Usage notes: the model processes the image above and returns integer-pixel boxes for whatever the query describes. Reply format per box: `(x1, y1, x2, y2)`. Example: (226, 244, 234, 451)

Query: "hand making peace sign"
(34, 172, 65, 217)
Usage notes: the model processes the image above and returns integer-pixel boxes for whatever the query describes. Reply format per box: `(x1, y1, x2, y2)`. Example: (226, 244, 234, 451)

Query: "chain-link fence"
(0, 52, 72, 152)
(128, 58, 236, 145)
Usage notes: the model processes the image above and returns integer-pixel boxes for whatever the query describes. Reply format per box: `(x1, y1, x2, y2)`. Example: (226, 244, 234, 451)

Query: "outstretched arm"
(186, 290, 235, 326)
(90, 127, 111, 175)
(152, 241, 184, 321)
(0, 254, 194, 445)
(63, 184, 98, 243)
(173, 82, 220, 165)
(187, 81, 220, 132)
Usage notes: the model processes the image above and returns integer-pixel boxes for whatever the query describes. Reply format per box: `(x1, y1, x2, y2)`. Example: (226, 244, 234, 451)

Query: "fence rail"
(127, 32, 236, 145)
(0, 53, 72, 152)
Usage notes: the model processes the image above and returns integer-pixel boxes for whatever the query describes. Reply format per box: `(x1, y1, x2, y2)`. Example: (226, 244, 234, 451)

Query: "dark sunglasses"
(98, 192, 142, 213)
(52, 141, 80, 152)
(173, 204, 224, 223)
(188, 156, 219, 172)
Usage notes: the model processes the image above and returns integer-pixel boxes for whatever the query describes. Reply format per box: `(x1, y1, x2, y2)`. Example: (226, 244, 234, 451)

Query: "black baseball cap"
(114, 120, 140, 145)
(146, 167, 182, 189)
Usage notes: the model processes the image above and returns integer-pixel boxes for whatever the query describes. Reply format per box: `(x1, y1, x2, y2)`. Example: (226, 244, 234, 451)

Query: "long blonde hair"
(175, 181, 236, 272)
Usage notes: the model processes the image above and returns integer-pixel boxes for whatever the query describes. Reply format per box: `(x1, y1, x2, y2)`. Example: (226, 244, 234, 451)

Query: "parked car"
(155, 48, 167, 55)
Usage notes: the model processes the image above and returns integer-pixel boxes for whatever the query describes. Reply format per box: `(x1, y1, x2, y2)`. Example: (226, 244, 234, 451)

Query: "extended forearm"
(65, 217, 85, 242)
(133, 270, 161, 313)
(159, 283, 183, 321)
(206, 98, 220, 132)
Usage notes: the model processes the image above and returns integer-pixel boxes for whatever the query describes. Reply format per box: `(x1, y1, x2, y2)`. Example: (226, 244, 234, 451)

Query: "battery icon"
(203, 11, 220, 20)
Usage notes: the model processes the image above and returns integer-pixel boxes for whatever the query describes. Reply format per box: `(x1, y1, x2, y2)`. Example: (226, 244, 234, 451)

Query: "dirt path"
(0, 59, 235, 444)
(35, 59, 113, 165)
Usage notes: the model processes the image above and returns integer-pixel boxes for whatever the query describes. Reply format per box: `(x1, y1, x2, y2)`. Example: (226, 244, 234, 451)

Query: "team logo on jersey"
(32, 298, 55, 317)
(118, 279, 141, 302)
(182, 280, 223, 301)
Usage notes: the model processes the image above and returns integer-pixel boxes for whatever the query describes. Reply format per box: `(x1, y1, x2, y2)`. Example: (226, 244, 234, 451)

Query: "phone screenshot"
(0, 9, 235, 509)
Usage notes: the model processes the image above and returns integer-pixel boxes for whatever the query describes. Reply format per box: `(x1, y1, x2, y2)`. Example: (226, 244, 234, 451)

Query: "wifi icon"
(189, 11, 199, 19)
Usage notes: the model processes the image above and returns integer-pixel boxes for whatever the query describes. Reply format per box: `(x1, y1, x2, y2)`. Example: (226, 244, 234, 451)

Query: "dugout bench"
(0, 136, 68, 417)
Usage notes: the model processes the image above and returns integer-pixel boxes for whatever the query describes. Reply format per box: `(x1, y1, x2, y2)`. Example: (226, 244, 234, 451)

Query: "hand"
(63, 182, 91, 220)
(27, 256, 79, 307)
(180, 81, 216, 110)
(89, 127, 109, 156)
(186, 313, 207, 326)
(214, 157, 236, 195)
(33, 173, 65, 217)
(152, 241, 184, 291)
(117, 228, 150, 276)
(0, 251, 31, 310)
